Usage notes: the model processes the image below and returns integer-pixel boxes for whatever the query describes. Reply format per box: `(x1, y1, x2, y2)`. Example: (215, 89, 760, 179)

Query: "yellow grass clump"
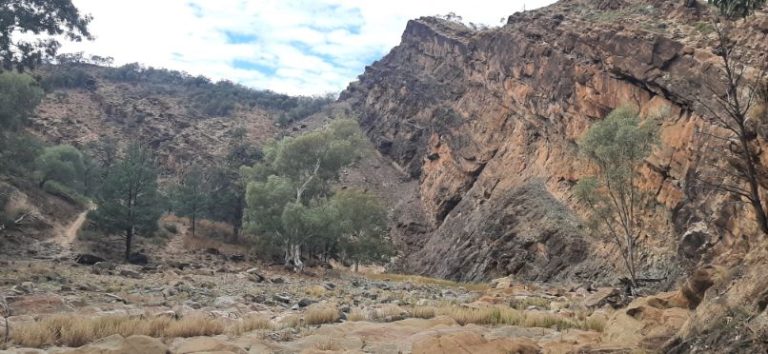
(279, 315, 302, 329)
(509, 296, 552, 310)
(347, 308, 369, 322)
(164, 314, 224, 337)
(10, 321, 55, 348)
(228, 315, 273, 335)
(10, 313, 225, 349)
(523, 312, 578, 330)
(304, 304, 340, 326)
(372, 304, 406, 322)
(410, 306, 436, 319)
(305, 285, 327, 297)
(436, 305, 524, 326)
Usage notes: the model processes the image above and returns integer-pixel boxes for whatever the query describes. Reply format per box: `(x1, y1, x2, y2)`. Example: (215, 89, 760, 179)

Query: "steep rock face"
(340, 0, 768, 285)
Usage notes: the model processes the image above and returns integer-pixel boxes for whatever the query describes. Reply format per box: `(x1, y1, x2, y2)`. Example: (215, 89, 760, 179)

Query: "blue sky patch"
(233, 59, 276, 75)
(224, 31, 259, 44)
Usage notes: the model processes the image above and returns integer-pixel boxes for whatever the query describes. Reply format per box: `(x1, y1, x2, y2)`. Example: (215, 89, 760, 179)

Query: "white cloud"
(63, 0, 557, 96)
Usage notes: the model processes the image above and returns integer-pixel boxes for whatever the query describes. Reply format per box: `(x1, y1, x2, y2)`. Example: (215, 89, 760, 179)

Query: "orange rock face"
(341, 1, 768, 285)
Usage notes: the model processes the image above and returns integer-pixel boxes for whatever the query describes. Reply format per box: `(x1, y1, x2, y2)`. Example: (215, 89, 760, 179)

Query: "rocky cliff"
(341, 1, 768, 350)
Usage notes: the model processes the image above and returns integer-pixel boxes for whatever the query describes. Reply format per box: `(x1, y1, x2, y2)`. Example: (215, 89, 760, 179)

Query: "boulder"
(63, 334, 167, 354)
(273, 294, 291, 304)
(118, 269, 142, 279)
(297, 298, 316, 308)
(678, 223, 712, 261)
(92, 262, 116, 275)
(127, 253, 149, 265)
(213, 295, 240, 308)
(584, 288, 621, 308)
(680, 267, 717, 309)
(75, 254, 105, 266)
(490, 276, 514, 289)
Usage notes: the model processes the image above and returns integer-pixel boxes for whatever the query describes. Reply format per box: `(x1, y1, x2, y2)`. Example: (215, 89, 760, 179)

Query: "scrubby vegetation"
(39, 60, 334, 123)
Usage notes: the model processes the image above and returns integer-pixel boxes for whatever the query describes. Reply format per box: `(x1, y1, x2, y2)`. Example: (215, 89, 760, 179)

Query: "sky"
(62, 0, 557, 96)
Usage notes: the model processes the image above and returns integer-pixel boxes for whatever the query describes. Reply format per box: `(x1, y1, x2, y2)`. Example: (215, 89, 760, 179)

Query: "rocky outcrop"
(341, 0, 768, 350)
(340, 0, 768, 285)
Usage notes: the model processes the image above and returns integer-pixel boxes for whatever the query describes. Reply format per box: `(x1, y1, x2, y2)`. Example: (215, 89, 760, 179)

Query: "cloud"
(64, 0, 557, 96)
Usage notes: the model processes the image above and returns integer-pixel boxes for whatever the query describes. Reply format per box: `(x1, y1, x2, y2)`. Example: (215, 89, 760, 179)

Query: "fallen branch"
(13, 212, 29, 225)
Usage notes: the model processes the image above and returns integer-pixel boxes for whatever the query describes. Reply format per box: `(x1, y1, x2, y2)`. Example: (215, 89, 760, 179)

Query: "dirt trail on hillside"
(58, 204, 94, 250)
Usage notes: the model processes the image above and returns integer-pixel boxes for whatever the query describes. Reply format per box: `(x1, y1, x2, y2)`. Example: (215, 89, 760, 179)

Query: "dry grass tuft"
(305, 304, 340, 326)
(583, 315, 607, 332)
(279, 315, 301, 329)
(510, 296, 552, 310)
(523, 312, 578, 330)
(164, 314, 224, 337)
(10, 321, 55, 348)
(314, 338, 341, 351)
(436, 305, 523, 326)
(10, 313, 224, 348)
(228, 315, 273, 335)
(372, 304, 406, 322)
(305, 285, 327, 298)
(410, 306, 436, 319)
(347, 308, 369, 322)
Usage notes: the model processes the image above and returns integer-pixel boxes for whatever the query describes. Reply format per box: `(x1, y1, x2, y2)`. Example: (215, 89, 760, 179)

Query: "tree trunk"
(232, 224, 240, 242)
(289, 243, 304, 273)
(354, 261, 359, 273)
(125, 227, 133, 261)
(740, 136, 768, 235)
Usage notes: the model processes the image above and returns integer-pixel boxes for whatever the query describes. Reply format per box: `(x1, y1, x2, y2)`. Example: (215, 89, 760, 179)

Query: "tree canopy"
(0, 0, 92, 71)
(34, 144, 86, 191)
(0, 71, 43, 130)
(243, 119, 392, 270)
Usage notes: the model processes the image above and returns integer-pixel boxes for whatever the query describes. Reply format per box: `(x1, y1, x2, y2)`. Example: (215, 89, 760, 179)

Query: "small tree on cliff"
(89, 143, 162, 261)
(574, 106, 660, 288)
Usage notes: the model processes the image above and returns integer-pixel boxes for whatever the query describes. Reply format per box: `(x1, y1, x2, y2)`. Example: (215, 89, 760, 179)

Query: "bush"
(41, 66, 97, 91)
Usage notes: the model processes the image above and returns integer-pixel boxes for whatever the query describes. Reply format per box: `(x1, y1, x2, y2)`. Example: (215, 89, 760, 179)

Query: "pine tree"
(171, 165, 209, 237)
(89, 143, 162, 261)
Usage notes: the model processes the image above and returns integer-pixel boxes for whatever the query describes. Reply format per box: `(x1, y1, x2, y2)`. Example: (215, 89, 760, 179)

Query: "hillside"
(30, 63, 334, 173)
(339, 0, 768, 351)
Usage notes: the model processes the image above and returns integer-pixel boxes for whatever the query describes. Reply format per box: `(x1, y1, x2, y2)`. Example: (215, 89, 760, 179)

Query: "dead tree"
(696, 23, 768, 235)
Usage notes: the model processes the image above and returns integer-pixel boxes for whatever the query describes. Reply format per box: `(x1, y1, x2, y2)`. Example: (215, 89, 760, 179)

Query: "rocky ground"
(0, 214, 701, 354)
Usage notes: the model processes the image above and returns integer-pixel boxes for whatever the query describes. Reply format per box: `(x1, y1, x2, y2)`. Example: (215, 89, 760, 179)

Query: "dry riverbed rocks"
(0, 255, 698, 353)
